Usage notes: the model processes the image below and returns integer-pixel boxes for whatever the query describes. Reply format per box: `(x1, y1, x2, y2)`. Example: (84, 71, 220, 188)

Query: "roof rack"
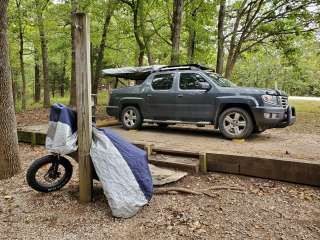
(158, 64, 211, 72)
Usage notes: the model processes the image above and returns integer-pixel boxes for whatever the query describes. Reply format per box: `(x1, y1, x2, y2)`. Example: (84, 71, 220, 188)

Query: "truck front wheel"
(218, 107, 253, 139)
(121, 106, 142, 130)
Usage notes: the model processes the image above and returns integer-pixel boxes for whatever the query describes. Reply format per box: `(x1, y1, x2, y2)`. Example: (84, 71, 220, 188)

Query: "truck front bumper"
(252, 105, 296, 130)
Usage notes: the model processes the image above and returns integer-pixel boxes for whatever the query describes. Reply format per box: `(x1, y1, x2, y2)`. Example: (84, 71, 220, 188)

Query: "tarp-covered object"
(91, 128, 152, 218)
(46, 104, 153, 218)
(101, 65, 165, 80)
(46, 103, 78, 155)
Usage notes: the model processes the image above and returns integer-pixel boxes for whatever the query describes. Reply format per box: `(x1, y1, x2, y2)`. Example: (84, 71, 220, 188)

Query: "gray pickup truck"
(105, 64, 296, 139)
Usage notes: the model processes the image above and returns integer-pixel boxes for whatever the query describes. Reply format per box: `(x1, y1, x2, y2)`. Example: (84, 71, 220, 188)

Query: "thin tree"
(170, 0, 183, 65)
(34, 47, 41, 102)
(92, 0, 115, 101)
(16, 0, 27, 110)
(69, 0, 78, 107)
(35, 0, 50, 107)
(120, 0, 146, 66)
(0, 0, 20, 179)
(186, 0, 203, 64)
(216, 0, 225, 74)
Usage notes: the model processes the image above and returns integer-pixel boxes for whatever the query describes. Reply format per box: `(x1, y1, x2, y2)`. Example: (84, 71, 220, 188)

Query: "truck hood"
(225, 86, 287, 96)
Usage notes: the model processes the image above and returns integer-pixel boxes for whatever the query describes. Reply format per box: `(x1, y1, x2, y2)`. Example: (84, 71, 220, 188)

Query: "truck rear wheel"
(121, 106, 142, 130)
(218, 107, 253, 139)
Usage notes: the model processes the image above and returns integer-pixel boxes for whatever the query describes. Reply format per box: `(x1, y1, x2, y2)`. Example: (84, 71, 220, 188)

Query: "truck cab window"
(179, 73, 207, 90)
(151, 73, 174, 90)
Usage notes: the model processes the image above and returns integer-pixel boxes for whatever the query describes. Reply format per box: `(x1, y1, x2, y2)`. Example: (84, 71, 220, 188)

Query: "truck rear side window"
(151, 73, 174, 90)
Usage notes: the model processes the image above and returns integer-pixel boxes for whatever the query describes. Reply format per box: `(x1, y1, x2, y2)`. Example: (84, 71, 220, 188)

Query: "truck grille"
(279, 96, 288, 108)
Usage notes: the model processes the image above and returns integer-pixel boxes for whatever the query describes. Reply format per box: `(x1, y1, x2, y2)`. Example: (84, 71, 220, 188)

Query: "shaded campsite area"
(1, 99, 319, 239)
(16, 98, 320, 161)
(1, 0, 320, 238)
(0, 143, 320, 239)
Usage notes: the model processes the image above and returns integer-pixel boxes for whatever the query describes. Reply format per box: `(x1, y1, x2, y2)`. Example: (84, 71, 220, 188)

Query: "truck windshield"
(204, 71, 236, 87)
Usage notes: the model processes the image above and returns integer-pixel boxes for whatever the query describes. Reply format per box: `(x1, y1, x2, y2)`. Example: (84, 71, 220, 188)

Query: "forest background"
(7, 0, 320, 111)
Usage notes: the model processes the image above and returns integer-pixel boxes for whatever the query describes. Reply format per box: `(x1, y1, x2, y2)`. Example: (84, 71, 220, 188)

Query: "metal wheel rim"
(35, 163, 66, 188)
(123, 109, 137, 127)
(223, 111, 247, 136)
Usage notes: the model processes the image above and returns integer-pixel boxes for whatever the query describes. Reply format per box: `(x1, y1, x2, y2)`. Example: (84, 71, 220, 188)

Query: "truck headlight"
(262, 95, 278, 105)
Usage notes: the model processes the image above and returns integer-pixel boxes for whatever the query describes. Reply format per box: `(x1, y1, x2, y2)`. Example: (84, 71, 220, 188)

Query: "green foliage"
(6, 0, 320, 112)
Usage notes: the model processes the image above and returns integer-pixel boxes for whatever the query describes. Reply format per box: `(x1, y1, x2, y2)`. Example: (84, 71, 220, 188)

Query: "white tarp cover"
(101, 65, 165, 80)
(45, 104, 153, 218)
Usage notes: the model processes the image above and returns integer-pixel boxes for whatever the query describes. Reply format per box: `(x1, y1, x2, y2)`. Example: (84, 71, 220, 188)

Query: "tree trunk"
(186, 0, 198, 64)
(34, 48, 41, 102)
(0, 0, 20, 179)
(51, 78, 55, 98)
(60, 56, 66, 97)
(170, 0, 183, 65)
(224, 0, 246, 79)
(36, 1, 50, 107)
(16, 0, 26, 110)
(69, 0, 78, 106)
(92, 4, 114, 101)
(216, 0, 225, 74)
(133, 0, 145, 66)
(144, 40, 154, 65)
(224, 55, 237, 80)
(140, 1, 154, 65)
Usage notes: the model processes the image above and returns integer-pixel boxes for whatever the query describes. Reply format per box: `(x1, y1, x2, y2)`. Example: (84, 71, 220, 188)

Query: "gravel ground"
(110, 125, 320, 161)
(1, 144, 320, 240)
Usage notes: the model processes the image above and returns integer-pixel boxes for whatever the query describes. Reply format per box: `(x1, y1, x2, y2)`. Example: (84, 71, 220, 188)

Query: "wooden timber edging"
(17, 129, 320, 187)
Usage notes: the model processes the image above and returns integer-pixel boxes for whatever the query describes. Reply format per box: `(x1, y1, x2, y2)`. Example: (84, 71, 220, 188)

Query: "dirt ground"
(110, 124, 320, 161)
(1, 144, 320, 240)
(15, 104, 320, 161)
(8, 101, 320, 239)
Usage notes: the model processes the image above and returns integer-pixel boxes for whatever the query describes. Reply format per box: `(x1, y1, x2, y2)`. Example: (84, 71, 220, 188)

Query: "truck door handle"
(178, 94, 183, 97)
(147, 93, 152, 97)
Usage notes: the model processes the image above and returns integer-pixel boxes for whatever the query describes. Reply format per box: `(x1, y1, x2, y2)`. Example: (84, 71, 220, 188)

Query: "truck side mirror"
(199, 82, 211, 91)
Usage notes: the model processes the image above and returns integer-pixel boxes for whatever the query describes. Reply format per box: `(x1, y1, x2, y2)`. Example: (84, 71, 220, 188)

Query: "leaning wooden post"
(74, 13, 93, 203)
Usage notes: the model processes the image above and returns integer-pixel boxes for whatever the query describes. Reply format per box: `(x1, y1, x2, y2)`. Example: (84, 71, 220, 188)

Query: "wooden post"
(199, 153, 207, 173)
(74, 13, 93, 203)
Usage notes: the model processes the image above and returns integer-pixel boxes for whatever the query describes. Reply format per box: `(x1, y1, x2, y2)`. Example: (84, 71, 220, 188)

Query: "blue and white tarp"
(46, 103, 78, 155)
(46, 104, 153, 218)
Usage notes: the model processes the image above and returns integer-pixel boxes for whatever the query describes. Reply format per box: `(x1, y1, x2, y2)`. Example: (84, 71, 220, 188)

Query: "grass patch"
(289, 100, 320, 113)
(15, 91, 109, 112)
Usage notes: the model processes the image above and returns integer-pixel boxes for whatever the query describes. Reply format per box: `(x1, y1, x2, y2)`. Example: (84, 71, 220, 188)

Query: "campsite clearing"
(1, 143, 320, 240)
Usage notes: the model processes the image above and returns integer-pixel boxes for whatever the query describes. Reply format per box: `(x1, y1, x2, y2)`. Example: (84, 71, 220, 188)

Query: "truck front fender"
(213, 96, 259, 125)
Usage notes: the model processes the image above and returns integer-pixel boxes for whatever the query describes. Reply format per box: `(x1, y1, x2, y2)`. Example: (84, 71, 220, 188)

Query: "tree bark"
(0, 0, 20, 179)
(170, 0, 183, 65)
(224, 0, 247, 79)
(34, 48, 41, 102)
(216, 0, 225, 74)
(69, 0, 78, 107)
(92, 3, 114, 101)
(60, 56, 66, 97)
(16, 0, 26, 110)
(133, 0, 145, 66)
(187, 0, 199, 64)
(140, 1, 154, 65)
(36, 0, 50, 107)
(187, 27, 196, 64)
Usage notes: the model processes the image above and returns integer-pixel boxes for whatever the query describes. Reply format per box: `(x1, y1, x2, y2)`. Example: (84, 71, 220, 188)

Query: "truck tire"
(26, 155, 73, 193)
(121, 106, 142, 130)
(218, 107, 254, 139)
